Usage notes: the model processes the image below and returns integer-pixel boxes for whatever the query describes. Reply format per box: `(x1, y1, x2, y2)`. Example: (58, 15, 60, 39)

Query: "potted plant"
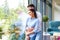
(42, 15, 49, 33)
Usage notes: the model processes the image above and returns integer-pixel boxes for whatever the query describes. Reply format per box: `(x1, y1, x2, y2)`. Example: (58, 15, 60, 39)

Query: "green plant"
(42, 15, 49, 22)
(42, 15, 49, 32)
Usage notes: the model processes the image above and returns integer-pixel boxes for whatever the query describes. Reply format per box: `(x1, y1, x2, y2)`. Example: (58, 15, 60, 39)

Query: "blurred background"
(0, 0, 60, 40)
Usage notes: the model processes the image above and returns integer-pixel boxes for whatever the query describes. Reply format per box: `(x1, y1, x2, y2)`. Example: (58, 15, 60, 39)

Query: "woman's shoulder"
(35, 18, 39, 21)
(27, 17, 39, 22)
(35, 18, 40, 22)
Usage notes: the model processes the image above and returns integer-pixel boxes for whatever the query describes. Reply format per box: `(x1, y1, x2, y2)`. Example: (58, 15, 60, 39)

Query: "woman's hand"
(26, 32, 30, 36)
(25, 27, 34, 35)
(28, 27, 34, 32)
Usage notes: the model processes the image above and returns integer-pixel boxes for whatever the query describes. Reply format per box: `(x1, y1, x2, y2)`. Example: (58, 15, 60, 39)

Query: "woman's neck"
(31, 15, 35, 18)
(31, 17, 35, 19)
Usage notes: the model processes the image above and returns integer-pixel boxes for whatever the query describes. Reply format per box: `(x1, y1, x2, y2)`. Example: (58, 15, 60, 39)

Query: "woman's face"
(28, 11, 34, 18)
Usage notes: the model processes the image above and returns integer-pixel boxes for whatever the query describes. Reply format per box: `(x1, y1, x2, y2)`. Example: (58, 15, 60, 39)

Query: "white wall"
(53, 3, 60, 21)
(54, 11, 60, 21)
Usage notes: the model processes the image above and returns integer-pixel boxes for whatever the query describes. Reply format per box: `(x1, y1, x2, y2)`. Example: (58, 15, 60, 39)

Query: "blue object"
(26, 18, 41, 40)
(47, 21, 60, 35)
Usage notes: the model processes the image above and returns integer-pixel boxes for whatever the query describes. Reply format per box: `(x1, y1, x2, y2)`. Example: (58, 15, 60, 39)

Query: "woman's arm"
(25, 27, 34, 35)
(32, 20, 39, 33)
(26, 20, 39, 35)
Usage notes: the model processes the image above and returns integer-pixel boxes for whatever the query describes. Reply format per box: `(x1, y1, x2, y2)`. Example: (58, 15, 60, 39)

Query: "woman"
(25, 9, 41, 40)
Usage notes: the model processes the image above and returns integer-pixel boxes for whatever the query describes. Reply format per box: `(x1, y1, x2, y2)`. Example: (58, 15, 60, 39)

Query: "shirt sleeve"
(33, 19, 42, 33)
(33, 20, 39, 33)
(25, 18, 29, 30)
